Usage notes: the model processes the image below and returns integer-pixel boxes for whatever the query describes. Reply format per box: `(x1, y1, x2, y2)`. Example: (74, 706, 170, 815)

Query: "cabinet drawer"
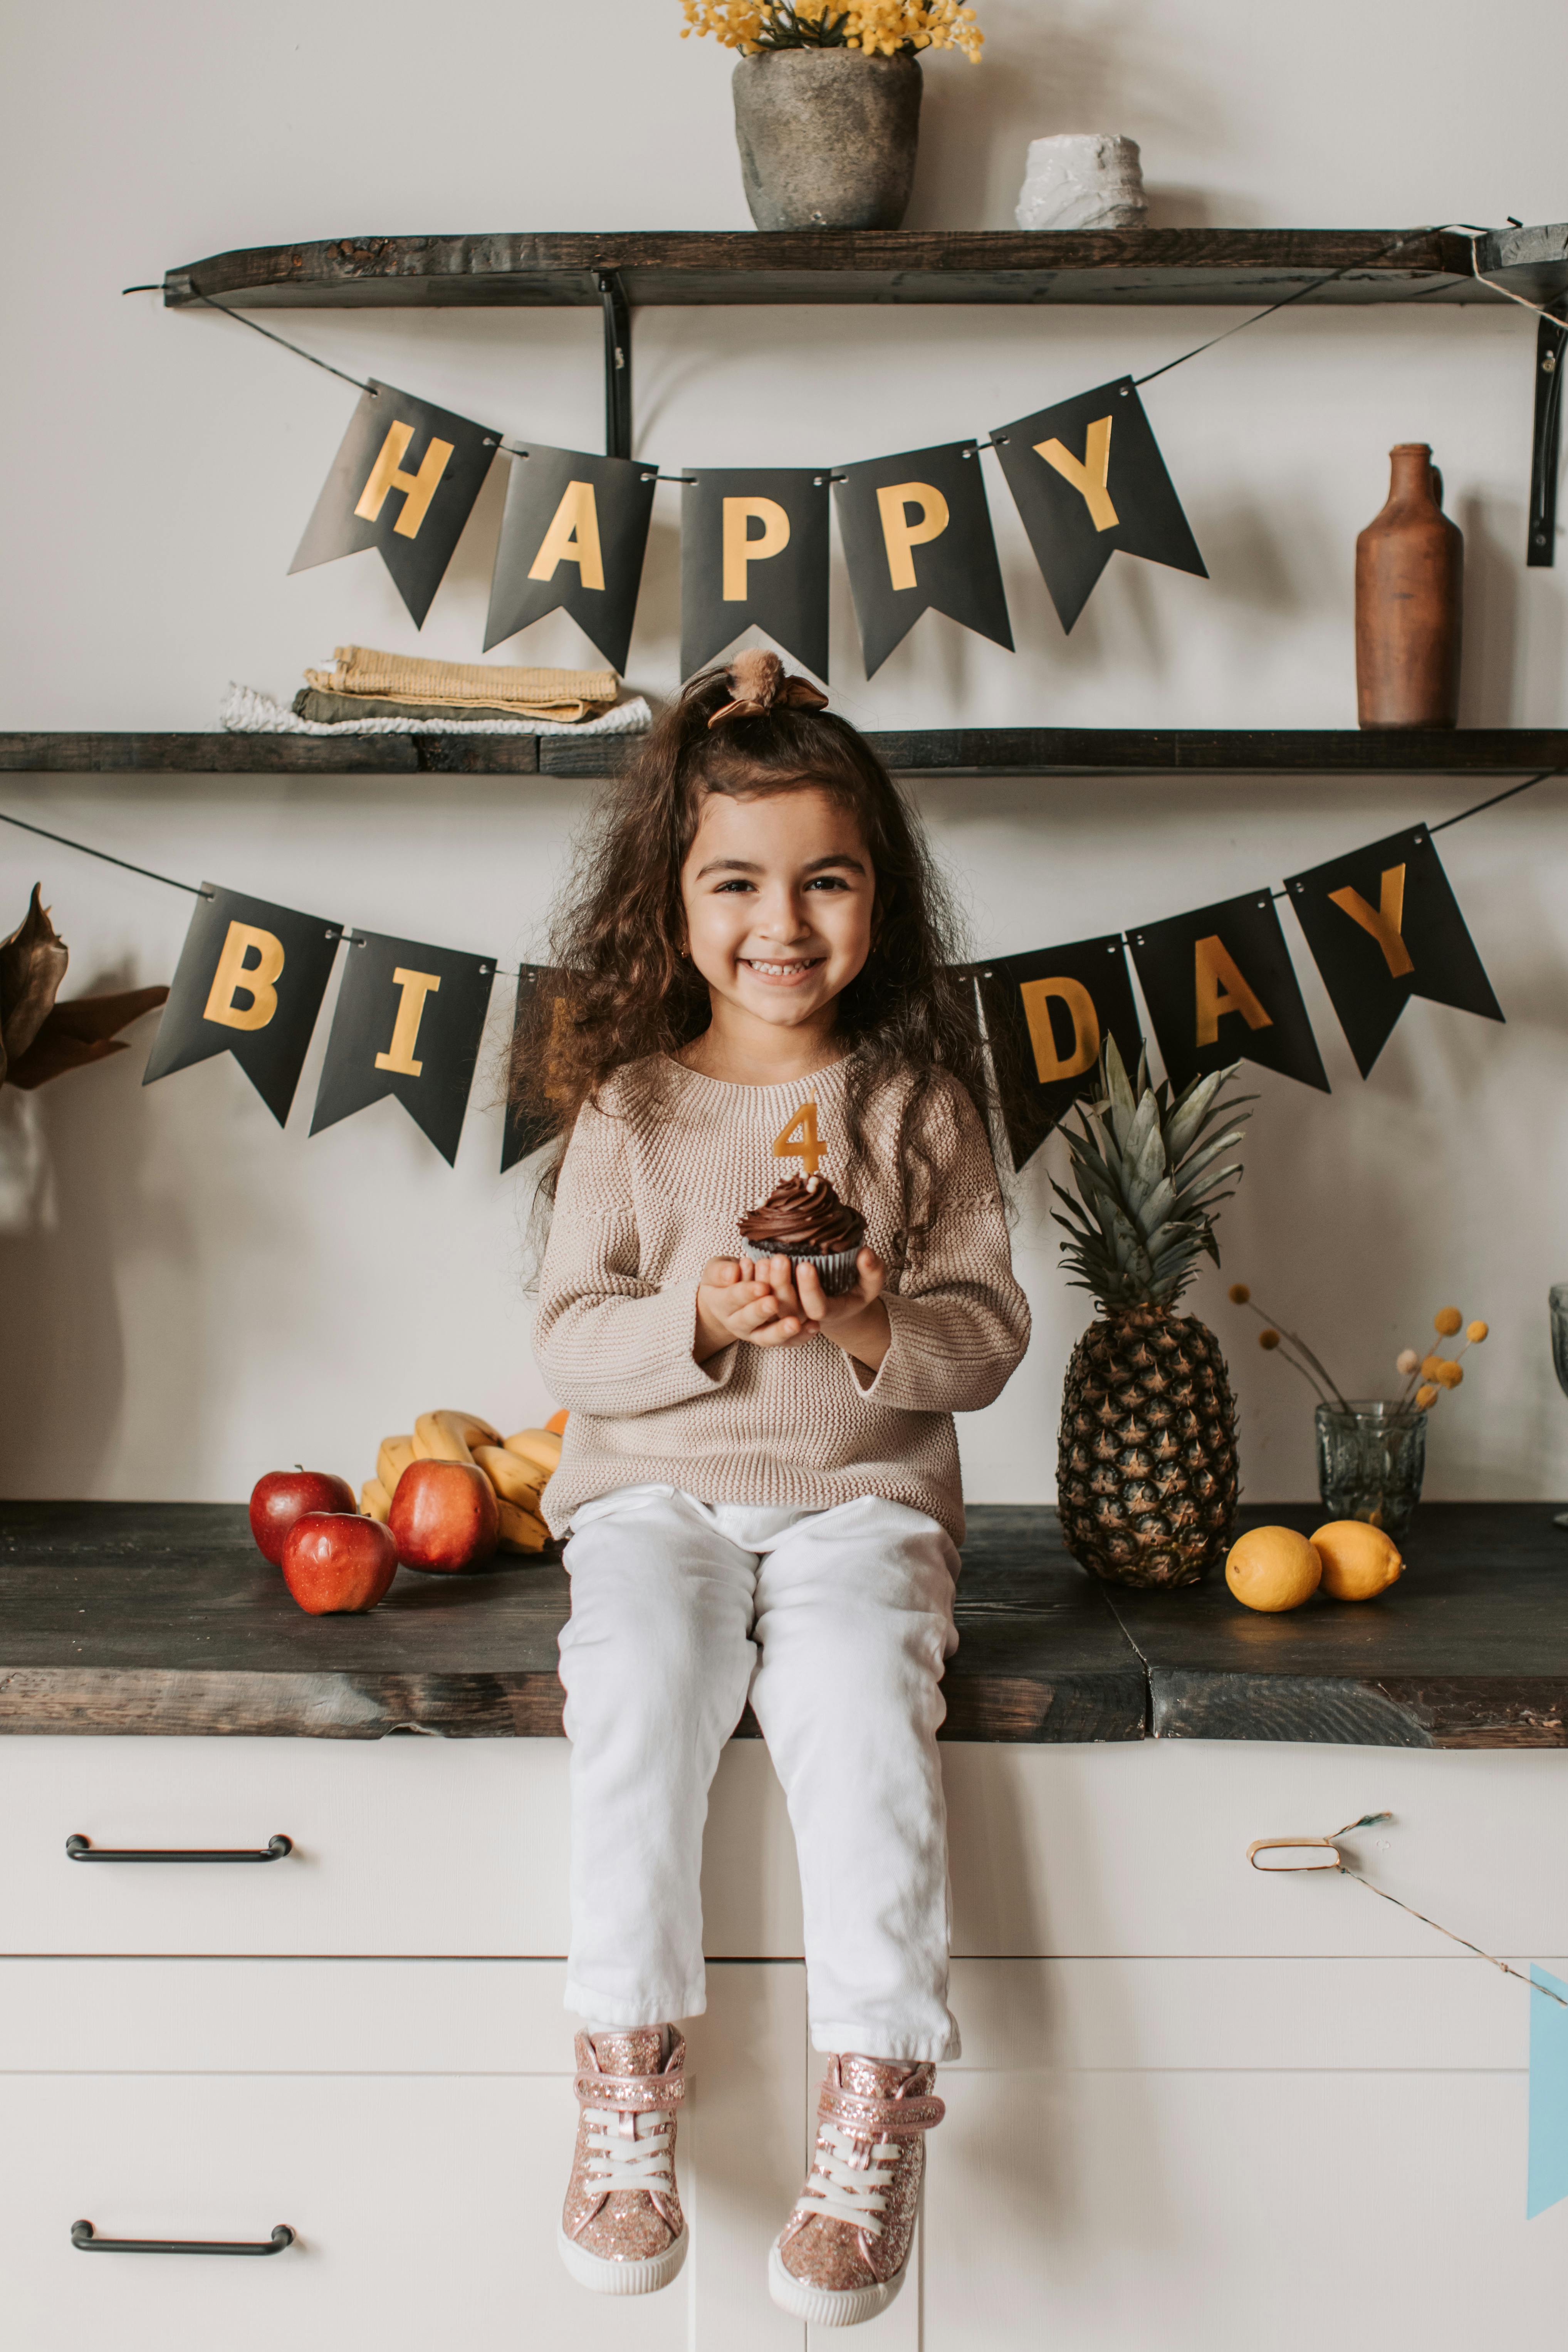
(0, 1965, 808, 2352)
(944, 1739, 1568, 1956)
(0, 1736, 802, 1957)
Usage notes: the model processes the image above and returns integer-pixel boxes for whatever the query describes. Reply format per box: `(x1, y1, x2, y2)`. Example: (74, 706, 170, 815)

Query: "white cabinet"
(3, 1732, 1566, 2349)
(0, 1963, 807, 2352)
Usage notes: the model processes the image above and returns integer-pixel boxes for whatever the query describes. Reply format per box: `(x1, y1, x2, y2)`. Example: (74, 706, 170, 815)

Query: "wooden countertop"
(1, 1502, 1564, 1747)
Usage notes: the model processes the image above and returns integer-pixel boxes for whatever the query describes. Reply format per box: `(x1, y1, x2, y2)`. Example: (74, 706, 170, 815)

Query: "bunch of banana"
(358, 1408, 566, 1553)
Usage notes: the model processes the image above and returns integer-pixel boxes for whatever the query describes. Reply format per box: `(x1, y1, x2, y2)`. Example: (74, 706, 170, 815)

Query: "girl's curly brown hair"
(512, 665, 998, 1250)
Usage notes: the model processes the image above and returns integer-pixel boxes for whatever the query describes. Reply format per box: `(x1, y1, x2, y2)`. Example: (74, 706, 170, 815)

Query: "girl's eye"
(805, 875, 851, 891)
(714, 878, 755, 893)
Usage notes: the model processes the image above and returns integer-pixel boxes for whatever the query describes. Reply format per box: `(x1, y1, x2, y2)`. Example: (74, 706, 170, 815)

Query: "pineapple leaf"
(1103, 1033, 1136, 1115)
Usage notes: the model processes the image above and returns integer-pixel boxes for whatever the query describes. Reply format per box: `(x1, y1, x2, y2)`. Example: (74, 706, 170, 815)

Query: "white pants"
(558, 1484, 962, 2064)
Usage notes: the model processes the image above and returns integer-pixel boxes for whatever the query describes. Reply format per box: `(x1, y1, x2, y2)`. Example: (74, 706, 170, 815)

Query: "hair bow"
(707, 649, 829, 729)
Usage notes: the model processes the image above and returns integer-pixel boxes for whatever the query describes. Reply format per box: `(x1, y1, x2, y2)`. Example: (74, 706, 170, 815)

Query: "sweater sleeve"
(532, 1098, 737, 1417)
(848, 1082, 1031, 1416)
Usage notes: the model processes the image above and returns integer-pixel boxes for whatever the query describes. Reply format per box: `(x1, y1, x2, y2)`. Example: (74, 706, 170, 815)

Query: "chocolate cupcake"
(739, 1173, 866, 1298)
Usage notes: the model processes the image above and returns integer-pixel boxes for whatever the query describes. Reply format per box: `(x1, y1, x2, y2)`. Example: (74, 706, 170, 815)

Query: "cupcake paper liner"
(784, 1246, 862, 1298)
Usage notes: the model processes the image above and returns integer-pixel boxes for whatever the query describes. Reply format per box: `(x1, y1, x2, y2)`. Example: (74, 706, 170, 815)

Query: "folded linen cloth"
(308, 646, 619, 711)
(221, 682, 651, 738)
(295, 688, 608, 726)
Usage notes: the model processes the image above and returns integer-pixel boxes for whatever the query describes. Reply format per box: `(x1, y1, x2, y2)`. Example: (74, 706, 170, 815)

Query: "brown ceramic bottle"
(1355, 444, 1463, 728)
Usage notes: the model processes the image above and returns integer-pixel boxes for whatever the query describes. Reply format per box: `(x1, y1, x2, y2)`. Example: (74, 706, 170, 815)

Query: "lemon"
(1310, 1520, 1403, 1601)
(1224, 1525, 1321, 1612)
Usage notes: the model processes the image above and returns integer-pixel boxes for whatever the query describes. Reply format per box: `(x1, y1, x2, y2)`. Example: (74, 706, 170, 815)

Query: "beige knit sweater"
(533, 1054, 1031, 1543)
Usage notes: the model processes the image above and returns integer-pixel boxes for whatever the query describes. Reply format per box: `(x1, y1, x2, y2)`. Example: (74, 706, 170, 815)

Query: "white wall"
(1, 0, 1565, 1507)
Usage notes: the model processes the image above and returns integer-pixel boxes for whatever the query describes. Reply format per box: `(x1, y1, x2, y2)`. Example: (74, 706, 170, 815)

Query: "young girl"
(523, 651, 1030, 2328)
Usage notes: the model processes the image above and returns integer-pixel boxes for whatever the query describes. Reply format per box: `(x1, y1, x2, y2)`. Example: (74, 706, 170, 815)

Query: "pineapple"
(1052, 1041, 1251, 1588)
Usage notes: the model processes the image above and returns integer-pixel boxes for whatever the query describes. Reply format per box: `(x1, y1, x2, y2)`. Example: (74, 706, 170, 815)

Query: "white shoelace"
(795, 2123, 900, 2238)
(583, 2107, 676, 2195)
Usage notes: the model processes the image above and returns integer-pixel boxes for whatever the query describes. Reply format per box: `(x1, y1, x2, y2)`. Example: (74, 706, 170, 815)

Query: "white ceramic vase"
(1015, 133, 1146, 232)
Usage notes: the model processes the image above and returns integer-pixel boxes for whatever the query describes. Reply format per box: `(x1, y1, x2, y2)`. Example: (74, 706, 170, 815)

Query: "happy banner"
(680, 468, 831, 682)
(290, 380, 499, 629)
(834, 440, 1013, 678)
(280, 351, 1215, 665)
(991, 376, 1208, 636)
(485, 444, 657, 674)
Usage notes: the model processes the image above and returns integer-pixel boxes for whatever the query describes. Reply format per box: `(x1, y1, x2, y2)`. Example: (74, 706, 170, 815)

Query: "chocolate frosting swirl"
(739, 1173, 865, 1256)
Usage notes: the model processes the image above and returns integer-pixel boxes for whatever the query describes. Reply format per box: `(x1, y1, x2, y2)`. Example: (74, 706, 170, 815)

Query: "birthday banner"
(282, 364, 1205, 677)
(134, 820, 1503, 1174)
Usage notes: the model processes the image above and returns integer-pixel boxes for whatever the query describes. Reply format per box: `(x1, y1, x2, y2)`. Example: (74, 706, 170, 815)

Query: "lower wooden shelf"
(1, 729, 1566, 780)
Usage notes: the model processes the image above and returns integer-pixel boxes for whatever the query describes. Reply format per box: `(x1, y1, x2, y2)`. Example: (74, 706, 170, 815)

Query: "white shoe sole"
(768, 2240, 907, 2327)
(557, 2223, 688, 2296)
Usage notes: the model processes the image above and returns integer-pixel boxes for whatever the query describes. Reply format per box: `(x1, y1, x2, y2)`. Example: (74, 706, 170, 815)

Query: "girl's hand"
(785, 1249, 892, 1374)
(694, 1256, 820, 1362)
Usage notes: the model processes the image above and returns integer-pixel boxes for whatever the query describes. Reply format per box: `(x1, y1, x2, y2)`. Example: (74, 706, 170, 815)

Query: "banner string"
(182, 292, 376, 396)
(1130, 224, 1479, 388)
(1255, 1812, 1568, 2008)
(126, 220, 1510, 458)
(0, 808, 210, 898)
(1428, 766, 1560, 831)
(3, 765, 1559, 977)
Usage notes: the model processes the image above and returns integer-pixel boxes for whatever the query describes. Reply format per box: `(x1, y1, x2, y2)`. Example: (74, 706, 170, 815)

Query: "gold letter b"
(203, 922, 284, 1032)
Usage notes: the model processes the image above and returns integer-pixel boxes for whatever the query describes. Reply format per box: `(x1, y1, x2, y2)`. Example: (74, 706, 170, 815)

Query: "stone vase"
(1355, 443, 1464, 728)
(732, 49, 922, 232)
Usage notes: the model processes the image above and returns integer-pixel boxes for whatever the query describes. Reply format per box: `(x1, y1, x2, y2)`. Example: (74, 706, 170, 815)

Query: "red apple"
(249, 1468, 358, 1565)
(388, 1458, 499, 1574)
(281, 1512, 398, 1614)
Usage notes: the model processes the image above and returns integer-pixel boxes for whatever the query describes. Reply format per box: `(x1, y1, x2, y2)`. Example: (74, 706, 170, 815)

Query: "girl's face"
(680, 785, 875, 1037)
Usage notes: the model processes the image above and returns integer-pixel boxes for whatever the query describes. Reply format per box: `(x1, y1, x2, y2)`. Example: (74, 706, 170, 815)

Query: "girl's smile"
(679, 786, 876, 1078)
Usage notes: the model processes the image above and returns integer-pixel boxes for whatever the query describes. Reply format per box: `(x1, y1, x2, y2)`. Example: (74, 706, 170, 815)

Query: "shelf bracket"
(596, 269, 632, 462)
(1528, 301, 1567, 566)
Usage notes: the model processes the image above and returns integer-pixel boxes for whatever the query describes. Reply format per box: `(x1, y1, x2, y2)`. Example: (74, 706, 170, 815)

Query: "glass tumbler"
(1551, 1284, 1568, 1528)
(1314, 1399, 1428, 1542)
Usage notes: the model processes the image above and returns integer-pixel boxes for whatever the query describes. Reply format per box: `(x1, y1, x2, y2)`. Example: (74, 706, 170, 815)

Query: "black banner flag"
(834, 440, 1013, 678)
(1129, 891, 1329, 1095)
(485, 444, 657, 673)
(680, 468, 830, 682)
(978, 935, 1143, 1172)
(142, 884, 342, 1126)
(310, 931, 495, 1165)
(992, 377, 1206, 635)
(290, 381, 499, 629)
(501, 966, 572, 1174)
(1285, 825, 1504, 1077)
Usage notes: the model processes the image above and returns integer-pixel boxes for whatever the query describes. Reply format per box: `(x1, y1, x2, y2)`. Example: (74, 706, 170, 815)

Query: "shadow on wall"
(1457, 491, 1522, 727)
(0, 1004, 187, 1498)
(904, 0, 1232, 232)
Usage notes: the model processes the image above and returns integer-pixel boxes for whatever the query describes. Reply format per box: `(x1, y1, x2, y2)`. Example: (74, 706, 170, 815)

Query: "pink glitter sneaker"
(768, 2053, 945, 2327)
(557, 2027, 688, 2296)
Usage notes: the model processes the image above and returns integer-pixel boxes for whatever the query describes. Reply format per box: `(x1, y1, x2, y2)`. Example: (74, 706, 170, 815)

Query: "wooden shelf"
(5, 1499, 1567, 1746)
(159, 225, 1568, 311)
(2, 729, 1565, 781)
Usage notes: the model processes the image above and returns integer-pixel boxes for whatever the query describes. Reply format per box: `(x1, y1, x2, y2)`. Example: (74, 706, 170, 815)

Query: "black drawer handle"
(72, 2220, 294, 2256)
(65, 1834, 293, 1864)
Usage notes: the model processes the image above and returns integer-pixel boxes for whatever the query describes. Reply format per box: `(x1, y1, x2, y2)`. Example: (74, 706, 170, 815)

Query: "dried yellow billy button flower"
(1226, 1281, 1488, 1418)
(681, 1, 984, 61)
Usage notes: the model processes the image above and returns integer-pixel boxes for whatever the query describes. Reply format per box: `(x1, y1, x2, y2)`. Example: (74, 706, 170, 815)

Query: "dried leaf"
(0, 885, 69, 1070)
(5, 984, 168, 1090)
